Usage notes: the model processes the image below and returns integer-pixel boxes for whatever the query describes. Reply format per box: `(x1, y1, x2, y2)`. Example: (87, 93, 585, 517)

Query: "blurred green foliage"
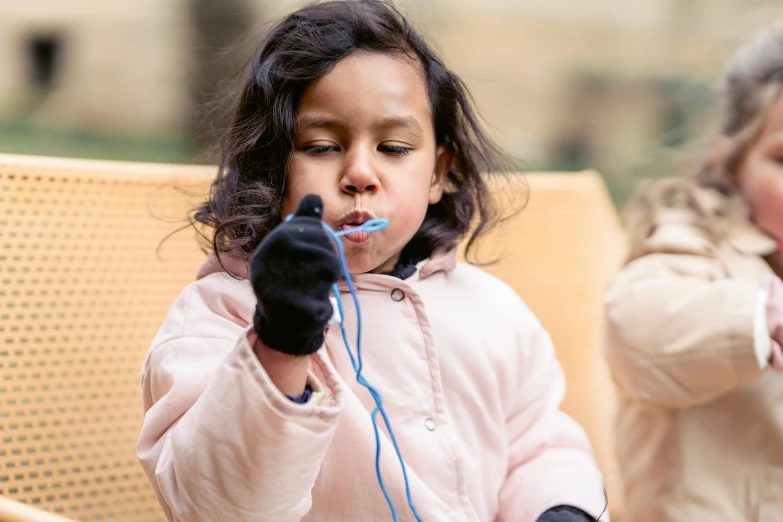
(0, 118, 201, 164)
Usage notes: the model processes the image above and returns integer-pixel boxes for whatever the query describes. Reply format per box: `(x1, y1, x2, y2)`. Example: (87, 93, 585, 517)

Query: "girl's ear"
(429, 146, 455, 205)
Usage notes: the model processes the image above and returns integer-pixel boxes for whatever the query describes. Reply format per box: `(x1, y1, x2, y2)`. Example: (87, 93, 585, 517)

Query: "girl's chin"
(343, 250, 397, 275)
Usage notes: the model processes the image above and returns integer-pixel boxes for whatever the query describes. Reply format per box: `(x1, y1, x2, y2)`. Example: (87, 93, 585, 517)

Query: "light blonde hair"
(625, 25, 783, 261)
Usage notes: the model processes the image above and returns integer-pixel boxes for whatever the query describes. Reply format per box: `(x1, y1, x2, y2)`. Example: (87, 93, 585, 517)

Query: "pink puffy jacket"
(137, 249, 607, 521)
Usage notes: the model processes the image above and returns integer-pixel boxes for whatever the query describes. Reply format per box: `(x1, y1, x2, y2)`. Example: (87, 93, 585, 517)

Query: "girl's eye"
(301, 145, 339, 155)
(379, 144, 412, 156)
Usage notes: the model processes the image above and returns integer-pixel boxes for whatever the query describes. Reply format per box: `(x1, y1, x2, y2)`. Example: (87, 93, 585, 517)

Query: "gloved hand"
(764, 274, 783, 371)
(537, 505, 596, 522)
(250, 194, 341, 356)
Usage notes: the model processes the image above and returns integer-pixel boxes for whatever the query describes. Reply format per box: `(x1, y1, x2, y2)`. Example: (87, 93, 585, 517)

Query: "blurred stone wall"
(1, 0, 782, 199)
(0, 0, 190, 132)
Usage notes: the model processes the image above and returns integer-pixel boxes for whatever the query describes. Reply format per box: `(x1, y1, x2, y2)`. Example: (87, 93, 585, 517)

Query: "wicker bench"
(0, 154, 624, 520)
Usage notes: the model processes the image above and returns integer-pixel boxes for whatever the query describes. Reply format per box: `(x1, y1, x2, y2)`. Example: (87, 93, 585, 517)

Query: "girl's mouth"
(337, 210, 376, 244)
(340, 224, 371, 243)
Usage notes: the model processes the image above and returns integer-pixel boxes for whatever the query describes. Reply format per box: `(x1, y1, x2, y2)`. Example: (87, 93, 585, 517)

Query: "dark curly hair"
(192, 0, 519, 266)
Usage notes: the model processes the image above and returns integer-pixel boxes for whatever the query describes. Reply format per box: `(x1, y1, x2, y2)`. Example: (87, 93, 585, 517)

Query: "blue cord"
(285, 214, 423, 522)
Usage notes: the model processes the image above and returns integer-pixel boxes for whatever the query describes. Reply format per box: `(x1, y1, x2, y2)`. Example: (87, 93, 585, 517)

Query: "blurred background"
(3, 4, 781, 519)
(2, 0, 783, 206)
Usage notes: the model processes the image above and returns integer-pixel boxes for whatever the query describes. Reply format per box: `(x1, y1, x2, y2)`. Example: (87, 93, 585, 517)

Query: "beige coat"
(604, 180, 783, 522)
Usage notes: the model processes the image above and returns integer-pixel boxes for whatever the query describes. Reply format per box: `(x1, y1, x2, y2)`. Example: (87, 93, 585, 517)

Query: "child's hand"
(765, 274, 783, 370)
(250, 194, 341, 356)
(536, 505, 595, 522)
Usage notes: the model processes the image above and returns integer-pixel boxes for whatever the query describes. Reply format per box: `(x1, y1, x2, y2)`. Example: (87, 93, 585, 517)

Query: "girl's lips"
(336, 209, 378, 244)
(340, 223, 371, 243)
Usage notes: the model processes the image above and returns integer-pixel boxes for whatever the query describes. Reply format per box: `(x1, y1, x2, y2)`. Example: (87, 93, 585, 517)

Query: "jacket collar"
(642, 183, 778, 258)
(726, 220, 779, 256)
(723, 194, 779, 256)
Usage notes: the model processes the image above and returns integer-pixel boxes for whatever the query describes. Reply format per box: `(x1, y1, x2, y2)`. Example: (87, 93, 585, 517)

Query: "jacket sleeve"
(604, 252, 767, 409)
(137, 325, 345, 522)
(497, 307, 608, 522)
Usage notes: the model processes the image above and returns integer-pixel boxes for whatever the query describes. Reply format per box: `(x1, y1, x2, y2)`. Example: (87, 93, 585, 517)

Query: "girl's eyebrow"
(296, 116, 342, 131)
(296, 115, 423, 137)
(372, 116, 424, 137)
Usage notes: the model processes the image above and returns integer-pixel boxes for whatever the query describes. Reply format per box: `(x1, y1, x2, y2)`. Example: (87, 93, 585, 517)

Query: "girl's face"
(283, 51, 453, 274)
(738, 93, 783, 243)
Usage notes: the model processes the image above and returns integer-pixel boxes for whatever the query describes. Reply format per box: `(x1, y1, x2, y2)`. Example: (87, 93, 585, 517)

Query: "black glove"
(537, 506, 595, 522)
(250, 194, 341, 356)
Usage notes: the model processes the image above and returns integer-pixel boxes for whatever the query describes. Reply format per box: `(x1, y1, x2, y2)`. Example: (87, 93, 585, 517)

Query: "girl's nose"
(340, 147, 380, 195)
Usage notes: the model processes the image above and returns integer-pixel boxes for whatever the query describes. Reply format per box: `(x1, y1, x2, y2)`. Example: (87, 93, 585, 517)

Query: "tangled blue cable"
(286, 214, 422, 522)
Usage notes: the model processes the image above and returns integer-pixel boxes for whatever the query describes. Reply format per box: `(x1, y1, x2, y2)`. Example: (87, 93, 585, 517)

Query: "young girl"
(137, 2, 607, 520)
(605, 26, 783, 522)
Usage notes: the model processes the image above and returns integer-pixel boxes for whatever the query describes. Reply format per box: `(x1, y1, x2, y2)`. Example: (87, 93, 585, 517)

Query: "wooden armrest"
(0, 497, 76, 522)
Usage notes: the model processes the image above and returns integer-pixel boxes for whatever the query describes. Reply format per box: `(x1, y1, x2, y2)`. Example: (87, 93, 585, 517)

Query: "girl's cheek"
(771, 182, 783, 226)
(753, 176, 783, 240)
(766, 167, 783, 211)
